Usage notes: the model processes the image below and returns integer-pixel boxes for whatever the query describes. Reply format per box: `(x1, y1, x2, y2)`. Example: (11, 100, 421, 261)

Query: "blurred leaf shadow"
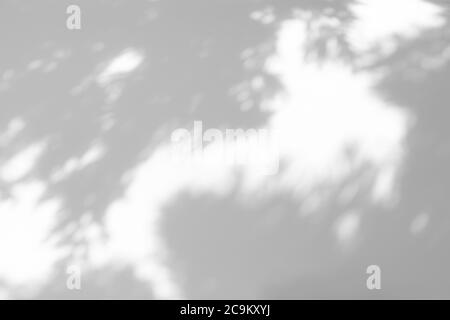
(1, 0, 450, 299)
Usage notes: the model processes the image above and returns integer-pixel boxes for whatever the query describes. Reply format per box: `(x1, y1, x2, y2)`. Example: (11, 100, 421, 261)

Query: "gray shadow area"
(0, 0, 449, 299)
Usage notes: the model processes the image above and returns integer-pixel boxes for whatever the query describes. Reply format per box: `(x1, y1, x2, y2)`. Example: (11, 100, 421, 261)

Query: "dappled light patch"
(0, 0, 449, 299)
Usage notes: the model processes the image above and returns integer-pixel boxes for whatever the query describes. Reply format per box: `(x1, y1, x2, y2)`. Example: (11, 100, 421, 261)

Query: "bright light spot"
(0, 118, 26, 146)
(97, 48, 145, 86)
(250, 7, 275, 25)
(0, 181, 64, 294)
(1, 141, 46, 183)
(261, 17, 410, 208)
(348, 0, 445, 63)
(334, 211, 361, 245)
(51, 143, 105, 182)
(0, 287, 8, 300)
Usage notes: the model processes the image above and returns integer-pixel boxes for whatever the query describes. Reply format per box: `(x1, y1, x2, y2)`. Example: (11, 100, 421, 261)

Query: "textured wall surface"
(0, 0, 449, 299)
